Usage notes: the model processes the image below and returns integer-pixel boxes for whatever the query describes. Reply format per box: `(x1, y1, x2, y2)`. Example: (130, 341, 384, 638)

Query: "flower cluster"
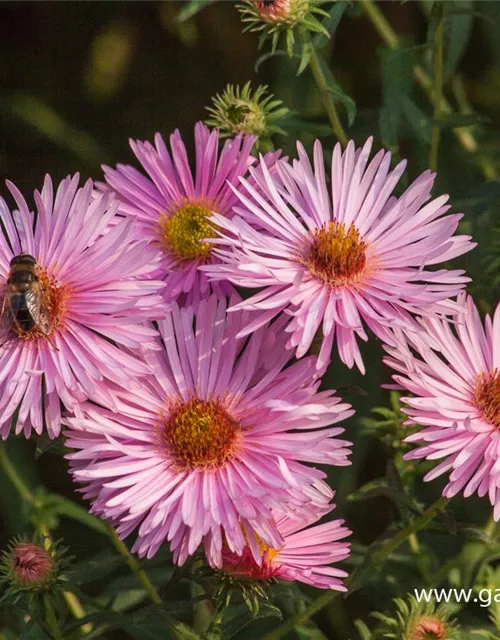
(0, 117, 485, 595)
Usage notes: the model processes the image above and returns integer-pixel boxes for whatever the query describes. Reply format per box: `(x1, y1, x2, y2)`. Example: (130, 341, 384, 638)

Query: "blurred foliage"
(2, 1, 500, 639)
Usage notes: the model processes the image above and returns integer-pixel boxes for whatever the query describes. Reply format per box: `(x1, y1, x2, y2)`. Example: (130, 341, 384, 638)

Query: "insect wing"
(25, 288, 51, 335)
(0, 291, 21, 334)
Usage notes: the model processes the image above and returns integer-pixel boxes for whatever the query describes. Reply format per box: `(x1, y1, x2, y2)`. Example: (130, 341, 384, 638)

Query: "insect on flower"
(1, 254, 51, 341)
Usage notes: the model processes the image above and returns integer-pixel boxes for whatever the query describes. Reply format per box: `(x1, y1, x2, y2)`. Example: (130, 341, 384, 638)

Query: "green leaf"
(38, 493, 108, 535)
(297, 36, 313, 76)
(20, 623, 50, 640)
(63, 610, 131, 637)
(313, 1, 351, 48)
(399, 96, 433, 144)
(176, 0, 215, 23)
(283, 117, 332, 137)
(354, 619, 373, 640)
(67, 550, 122, 585)
(318, 56, 356, 126)
(347, 478, 390, 503)
(128, 625, 178, 640)
(255, 49, 288, 73)
(443, 1, 475, 80)
(381, 45, 428, 99)
(105, 567, 174, 595)
(33, 434, 67, 460)
(221, 603, 282, 639)
(385, 461, 415, 518)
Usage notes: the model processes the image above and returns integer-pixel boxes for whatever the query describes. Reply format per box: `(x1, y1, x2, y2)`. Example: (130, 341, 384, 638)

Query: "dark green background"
(1, 2, 500, 638)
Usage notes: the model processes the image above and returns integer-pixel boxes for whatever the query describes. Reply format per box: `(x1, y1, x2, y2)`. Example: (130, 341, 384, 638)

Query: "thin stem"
(360, 0, 399, 50)
(261, 496, 449, 640)
(309, 47, 348, 146)
(360, 0, 497, 179)
(0, 444, 92, 634)
(105, 522, 201, 640)
(485, 514, 496, 538)
(429, 4, 445, 172)
(371, 496, 448, 564)
(0, 445, 34, 502)
(105, 522, 162, 604)
(408, 533, 420, 554)
(44, 596, 64, 640)
(63, 591, 89, 626)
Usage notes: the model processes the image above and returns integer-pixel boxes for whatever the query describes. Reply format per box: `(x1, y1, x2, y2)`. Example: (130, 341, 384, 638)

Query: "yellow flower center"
(159, 203, 216, 262)
(161, 398, 240, 470)
(256, 534, 279, 562)
(475, 369, 500, 428)
(304, 221, 367, 287)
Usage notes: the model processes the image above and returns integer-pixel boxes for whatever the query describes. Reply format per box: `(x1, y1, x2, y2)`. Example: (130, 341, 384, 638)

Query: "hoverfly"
(1, 253, 51, 337)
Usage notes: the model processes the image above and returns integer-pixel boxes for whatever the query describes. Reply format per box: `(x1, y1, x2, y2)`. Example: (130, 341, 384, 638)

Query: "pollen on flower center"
(256, 535, 279, 563)
(475, 370, 500, 428)
(14, 268, 70, 342)
(162, 398, 240, 470)
(160, 203, 215, 262)
(304, 221, 367, 287)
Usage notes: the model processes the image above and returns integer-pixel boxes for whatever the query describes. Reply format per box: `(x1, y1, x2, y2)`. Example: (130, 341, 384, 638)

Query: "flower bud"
(372, 596, 461, 640)
(1, 537, 68, 600)
(409, 616, 447, 640)
(2, 540, 55, 593)
(254, 0, 300, 24)
(205, 83, 288, 142)
(237, 0, 329, 57)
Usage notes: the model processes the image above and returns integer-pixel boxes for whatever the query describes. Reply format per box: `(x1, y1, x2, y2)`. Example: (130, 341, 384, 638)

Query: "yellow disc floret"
(160, 203, 215, 262)
(161, 397, 241, 470)
(304, 220, 367, 287)
(475, 369, 500, 429)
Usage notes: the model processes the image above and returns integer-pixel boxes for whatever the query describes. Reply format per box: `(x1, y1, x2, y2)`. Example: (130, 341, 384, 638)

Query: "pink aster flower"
(64, 295, 353, 567)
(383, 294, 500, 518)
(202, 138, 475, 373)
(0, 175, 165, 439)
(102, 122, 258, 303)
(221, 498, 351, 590)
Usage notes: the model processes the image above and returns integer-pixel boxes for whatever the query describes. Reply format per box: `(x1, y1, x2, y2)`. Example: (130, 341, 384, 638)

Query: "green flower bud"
(372, 596, 462, 640)
(205, 83, 288, 142)
(237, 0, 329, 58)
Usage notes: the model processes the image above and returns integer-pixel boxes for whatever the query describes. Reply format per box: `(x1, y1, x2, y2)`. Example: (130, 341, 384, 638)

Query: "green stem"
(0, 445, 34, 502)
(429, 4, 445, 172)
(44, 597, 64, 640)
(360, 0, 498, 179)
(105, 522, 201, 640)
(408, 533, 420, 554)
(309, 47, 348, 146)
(371, 496, 448, 564)
(261, 496, 449, 640)
(105, 522, 162, 604)
(0, 444, 92, 634)
(485, 514, 496, 538)
(359, 0, 399, 50)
